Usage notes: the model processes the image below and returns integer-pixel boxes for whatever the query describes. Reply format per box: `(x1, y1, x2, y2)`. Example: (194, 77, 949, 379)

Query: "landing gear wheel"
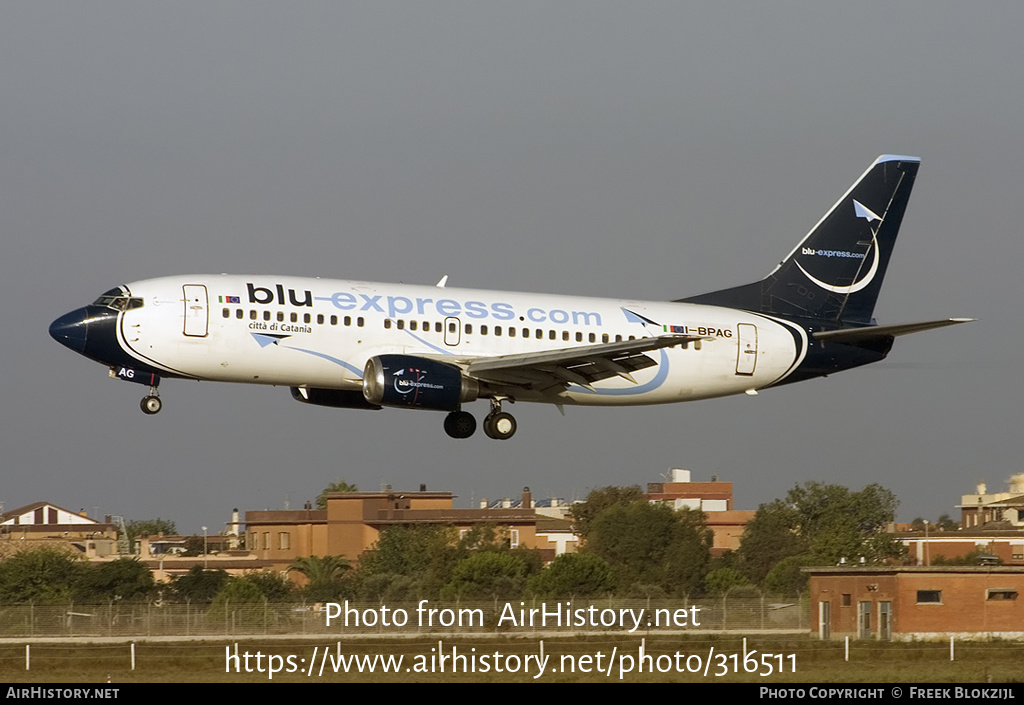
(140, 395, 163, 415)
(443, 410, 476, 439)
(483, 411, 517, 440)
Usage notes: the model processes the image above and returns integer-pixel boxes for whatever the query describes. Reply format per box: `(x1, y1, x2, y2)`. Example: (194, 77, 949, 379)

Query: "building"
(958, 477, 1024, 529)
(245, 487, 565, 576)
(807, 566, 1024, 640)
(647, 468, 755, 554)
(898, 530, 1024, 566)
(0, 502, 119, 557)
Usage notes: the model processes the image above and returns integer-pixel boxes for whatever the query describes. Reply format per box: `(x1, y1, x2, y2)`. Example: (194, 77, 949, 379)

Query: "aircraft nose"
(49, 307, 91, 353)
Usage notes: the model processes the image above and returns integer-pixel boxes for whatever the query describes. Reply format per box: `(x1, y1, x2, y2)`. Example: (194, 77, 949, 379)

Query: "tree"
(125, 518, 177, 540)
(0, 546, 84, 603)
(569, 485, 647, 540)
(288, 555, 351, 601)
(441, 552, 528, 600)
(75, 558, 155, 603)
(737, 482, 904, 588)
(208, 577, 270, 627)
(171, 565, 229, 603)
(704, 567, 751, 596)
(584, 502, 712, 596)
(529, 553, 615, 598)
(242, 570, 294, 602)
(316, 480, 359, 510)
(354, 525, 462, 599)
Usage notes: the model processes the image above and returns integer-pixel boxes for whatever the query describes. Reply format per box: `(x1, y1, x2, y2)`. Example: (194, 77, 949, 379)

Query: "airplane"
(50, 155, 970, 440)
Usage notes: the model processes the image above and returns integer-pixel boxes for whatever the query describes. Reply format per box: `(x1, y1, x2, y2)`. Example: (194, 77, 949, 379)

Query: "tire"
(140, 396, 162, 415)
(484, 411, 517, 440)
(443, 410, 476, 439)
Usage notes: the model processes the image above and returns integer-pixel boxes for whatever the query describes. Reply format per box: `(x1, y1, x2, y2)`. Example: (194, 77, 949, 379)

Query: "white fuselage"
(116, 275, 807, 406)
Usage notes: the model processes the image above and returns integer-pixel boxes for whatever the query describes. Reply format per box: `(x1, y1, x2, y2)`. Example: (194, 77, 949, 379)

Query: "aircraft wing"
(455, 333, 704, 391)
(812, 318, 973, 345)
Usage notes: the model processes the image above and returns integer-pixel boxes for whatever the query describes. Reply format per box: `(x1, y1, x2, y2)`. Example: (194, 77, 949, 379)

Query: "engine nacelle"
(290, 387, 382, 410)
(362, 355, 478, 411)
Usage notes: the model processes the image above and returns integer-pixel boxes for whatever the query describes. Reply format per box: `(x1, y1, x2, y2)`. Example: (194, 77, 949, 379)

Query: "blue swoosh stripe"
(571, 349, 669, 396)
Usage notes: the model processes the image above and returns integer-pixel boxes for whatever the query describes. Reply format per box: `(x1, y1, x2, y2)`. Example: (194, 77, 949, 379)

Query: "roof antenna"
(436, 275, 448, 288)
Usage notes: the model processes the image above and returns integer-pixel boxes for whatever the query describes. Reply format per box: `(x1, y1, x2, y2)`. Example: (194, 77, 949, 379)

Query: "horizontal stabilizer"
(812, 318, 973, 344)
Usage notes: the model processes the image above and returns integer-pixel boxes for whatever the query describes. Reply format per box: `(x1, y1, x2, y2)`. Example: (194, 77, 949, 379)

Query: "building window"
(916, 590, 942, 604)
(278, 532, 291, 550)
(986, 589, 1018, 601)
(262, 532, 270, 551)
(509, 529, 520, 548)
(841, 593, 851, 607)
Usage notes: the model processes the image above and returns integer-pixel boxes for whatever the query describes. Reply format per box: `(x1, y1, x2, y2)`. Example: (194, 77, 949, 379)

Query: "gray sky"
(4, 2, 1021, 535)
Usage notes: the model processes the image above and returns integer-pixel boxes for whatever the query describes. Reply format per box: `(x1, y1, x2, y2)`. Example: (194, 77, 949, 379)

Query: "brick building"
(807, 566, 1024, 640)
(245, 487, 560, 576)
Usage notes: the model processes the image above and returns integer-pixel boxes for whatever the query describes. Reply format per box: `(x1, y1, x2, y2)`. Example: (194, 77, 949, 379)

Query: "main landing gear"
(444, 398, 518, 440)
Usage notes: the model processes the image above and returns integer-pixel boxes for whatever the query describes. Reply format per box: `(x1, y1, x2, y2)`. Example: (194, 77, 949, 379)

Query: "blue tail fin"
(680, 155, 920, 325)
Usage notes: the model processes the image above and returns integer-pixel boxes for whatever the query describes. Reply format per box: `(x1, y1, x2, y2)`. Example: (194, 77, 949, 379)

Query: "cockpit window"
(92, 287, 143, 311)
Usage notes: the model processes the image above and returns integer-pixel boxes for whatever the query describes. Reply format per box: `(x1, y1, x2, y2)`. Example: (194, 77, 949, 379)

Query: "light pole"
(202, 526, 208, 568)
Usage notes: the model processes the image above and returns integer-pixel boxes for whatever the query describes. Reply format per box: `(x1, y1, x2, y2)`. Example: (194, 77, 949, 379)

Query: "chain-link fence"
(0, 596, 809, 638)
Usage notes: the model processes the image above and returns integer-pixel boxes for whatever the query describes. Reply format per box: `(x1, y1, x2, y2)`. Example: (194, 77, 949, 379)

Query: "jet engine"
(362, 355, 479, 411)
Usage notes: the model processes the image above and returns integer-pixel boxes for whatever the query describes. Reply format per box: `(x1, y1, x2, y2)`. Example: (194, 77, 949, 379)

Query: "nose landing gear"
(140, 386, 162, 415)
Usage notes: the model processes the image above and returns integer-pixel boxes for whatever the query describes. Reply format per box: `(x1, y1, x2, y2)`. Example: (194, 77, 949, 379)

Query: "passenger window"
(277, 312, 284, 322)
(410, 320, 417, 331)
(602, 334, 609, 343)
(222, 308, 230, 318)
(576, 332, 583, 342)
(290, 312, 298, 323)
(344, 316, 351, 326)
(331, 315, 338, 325)
(384, 319, 392, 329)
(509, 327, 516, 338)
(435, 322, 442, 333)
(263, 311, 271, 321)
(481, 325, 488, 335)
(317, 314, 324, 325)
(495, 326, 502, 337)
(589, 333, 596, 343)
(304, 313, 311, 324)
(357, 317, 364, 327)
(236, 309, 244, 319)
(397, 320, 405, 330)
(465, 324, 473, 334)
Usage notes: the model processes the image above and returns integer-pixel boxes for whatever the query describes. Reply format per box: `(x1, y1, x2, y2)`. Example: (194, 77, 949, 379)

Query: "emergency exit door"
(183, 284, 209, 337)
(736, 323, 757, 375)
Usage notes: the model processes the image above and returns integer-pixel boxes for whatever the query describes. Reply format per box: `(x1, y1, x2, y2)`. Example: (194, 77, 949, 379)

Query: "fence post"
(25, 644, 29, 671)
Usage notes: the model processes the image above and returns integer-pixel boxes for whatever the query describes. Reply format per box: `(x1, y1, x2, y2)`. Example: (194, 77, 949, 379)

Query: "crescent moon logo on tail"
(795, 200, 882, 294)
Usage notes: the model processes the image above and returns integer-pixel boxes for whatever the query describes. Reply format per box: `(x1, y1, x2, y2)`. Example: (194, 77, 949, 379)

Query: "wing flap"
(465, 333, 701, 390)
